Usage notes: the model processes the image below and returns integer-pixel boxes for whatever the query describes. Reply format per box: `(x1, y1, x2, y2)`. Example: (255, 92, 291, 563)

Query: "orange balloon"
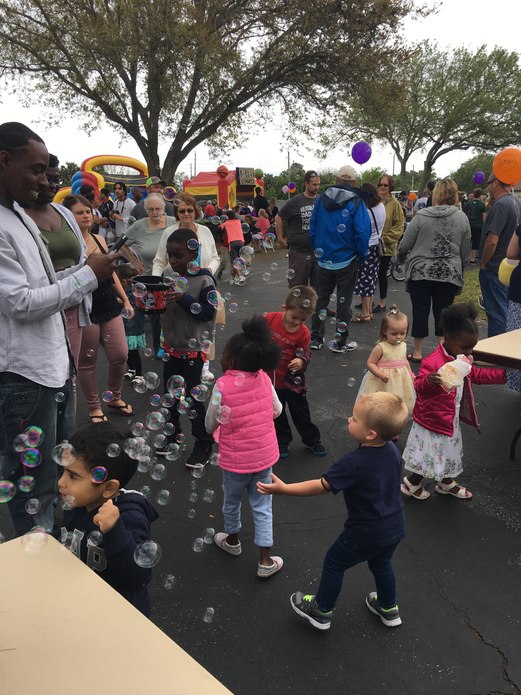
(492, 147, 521, 185)
(408, 192, 417, 201)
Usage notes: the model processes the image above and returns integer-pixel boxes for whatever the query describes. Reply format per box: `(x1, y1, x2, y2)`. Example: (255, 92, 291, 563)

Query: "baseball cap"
(337, 165, 358, 181)
(146, 176, 166, 187)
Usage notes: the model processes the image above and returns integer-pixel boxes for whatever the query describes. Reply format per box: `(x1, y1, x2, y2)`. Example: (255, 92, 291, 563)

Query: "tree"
(0, 0, 417, 180)
(450, 153, 495, 193)
(59, 162, 79, 187)
(321, 43, 521, 191)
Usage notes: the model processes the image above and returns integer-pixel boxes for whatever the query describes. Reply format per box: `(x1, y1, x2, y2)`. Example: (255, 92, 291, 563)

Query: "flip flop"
(107, 401, 134, 416)
(407, 353, 422, 363)
(434, 482, 473, 499)
(351, 314, 373, 323)
(89, 414, 108, 424)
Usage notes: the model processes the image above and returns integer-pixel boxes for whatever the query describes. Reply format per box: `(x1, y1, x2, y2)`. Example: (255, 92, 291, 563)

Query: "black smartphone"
(112, 234, 128, 252)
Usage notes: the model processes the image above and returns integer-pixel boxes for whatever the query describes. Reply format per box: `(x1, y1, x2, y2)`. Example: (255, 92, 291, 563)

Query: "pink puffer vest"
(216, 370, 279, 473)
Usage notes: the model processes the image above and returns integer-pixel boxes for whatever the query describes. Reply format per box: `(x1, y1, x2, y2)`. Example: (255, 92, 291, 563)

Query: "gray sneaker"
(290, 592, 332, 631)
(310, 338, 323, 350)
(328, 339, 358, 353)
(365, 592, 402, 627)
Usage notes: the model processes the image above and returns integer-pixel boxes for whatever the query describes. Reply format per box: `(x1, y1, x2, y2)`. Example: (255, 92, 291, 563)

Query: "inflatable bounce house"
(54, 155, 149, 203)
(183, 166, 264, 208)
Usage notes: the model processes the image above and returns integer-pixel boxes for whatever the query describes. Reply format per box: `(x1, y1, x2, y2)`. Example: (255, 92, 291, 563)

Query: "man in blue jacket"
(309, 165, 371, 352)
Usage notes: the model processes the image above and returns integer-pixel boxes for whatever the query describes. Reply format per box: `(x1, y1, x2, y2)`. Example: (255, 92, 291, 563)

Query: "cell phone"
(112, 234, 128, 252)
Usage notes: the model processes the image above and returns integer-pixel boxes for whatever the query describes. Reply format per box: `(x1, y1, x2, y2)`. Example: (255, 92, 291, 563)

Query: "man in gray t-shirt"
(275, 171, 320, 288)
(479, 174, 521, 336)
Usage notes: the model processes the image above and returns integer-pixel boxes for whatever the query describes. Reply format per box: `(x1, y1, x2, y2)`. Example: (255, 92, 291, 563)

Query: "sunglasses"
(378, 183, 390, 188)
(487, 178, 497, 185)
(178, 208, 195, 213)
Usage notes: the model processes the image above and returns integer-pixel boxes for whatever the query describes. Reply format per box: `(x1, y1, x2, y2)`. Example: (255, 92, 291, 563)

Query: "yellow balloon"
(498, 258, 519, 287)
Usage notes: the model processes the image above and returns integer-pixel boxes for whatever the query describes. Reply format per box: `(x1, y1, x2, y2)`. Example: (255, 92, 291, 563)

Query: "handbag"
(369, 208, 386, 256)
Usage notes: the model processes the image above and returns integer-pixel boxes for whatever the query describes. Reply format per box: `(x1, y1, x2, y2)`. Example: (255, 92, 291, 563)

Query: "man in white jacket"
(0, 122, 116, 536)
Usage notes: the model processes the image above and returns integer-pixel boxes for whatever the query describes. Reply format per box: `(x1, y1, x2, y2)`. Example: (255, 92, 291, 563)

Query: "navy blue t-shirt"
(323, 442, 404, 546)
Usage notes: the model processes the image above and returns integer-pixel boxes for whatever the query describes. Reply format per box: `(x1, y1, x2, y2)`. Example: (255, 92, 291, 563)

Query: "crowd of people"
(1, 121, 520, 632)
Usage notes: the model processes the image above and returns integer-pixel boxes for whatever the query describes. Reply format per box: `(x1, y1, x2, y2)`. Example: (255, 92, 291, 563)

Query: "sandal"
(401, 476, 430, 500)
(89, 414, 108, 424)
(107, 400, 134, 416)
(351, 314, 373, 323)
(407, 353, 422, 363)
(434, 481, 473, 499)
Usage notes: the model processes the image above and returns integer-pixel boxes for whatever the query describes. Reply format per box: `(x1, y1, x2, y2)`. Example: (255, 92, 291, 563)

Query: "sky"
(1, 0, 519, 181)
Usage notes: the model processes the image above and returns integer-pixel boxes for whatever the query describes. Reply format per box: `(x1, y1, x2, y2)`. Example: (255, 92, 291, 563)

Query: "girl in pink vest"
(205, 316, 284, 577)
(402, 302, 505, 501)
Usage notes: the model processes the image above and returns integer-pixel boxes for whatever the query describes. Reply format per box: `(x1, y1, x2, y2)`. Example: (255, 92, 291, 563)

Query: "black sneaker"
(185, 440, 213, 468)
(278, 446, 289, 459)
(290, 592, 332, 631)
(365, 592, 402, 627)
(310, 338, 323, 350)
(305, 442, 327, 457)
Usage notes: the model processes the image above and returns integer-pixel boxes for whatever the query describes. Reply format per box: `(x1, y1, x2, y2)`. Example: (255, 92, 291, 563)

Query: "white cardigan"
(152, 222, 220, 277)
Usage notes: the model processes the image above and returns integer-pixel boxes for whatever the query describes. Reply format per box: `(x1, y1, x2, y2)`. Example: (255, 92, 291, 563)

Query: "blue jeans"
(315, 531, 400, 613)
(479, 268, 508, 337)
(0, 376, 75, 536)
(222, 468, 273, 547)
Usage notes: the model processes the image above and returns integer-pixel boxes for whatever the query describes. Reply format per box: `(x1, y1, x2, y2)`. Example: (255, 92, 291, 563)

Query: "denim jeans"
(315, 531, 400, 613)
(0, 376, 75, 536)
(222, 468, 273, 547)
(479, 268, 508, 337)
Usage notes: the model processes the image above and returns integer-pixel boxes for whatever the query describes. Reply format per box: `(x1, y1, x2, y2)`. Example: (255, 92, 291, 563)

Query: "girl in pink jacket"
(205, 316, 284, 577)
(402, 302, 505, 501)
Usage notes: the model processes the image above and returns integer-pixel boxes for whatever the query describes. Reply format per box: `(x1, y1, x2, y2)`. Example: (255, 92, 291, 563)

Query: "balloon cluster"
(71, 170, 103, 195)
(282, 182, 296, 194)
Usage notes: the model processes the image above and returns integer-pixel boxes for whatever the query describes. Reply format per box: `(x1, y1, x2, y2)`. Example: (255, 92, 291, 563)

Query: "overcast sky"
(1, 0, 519, 180)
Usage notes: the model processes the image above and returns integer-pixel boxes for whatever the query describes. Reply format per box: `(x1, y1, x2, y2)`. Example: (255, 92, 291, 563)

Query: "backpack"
(465, 200, 482, 224)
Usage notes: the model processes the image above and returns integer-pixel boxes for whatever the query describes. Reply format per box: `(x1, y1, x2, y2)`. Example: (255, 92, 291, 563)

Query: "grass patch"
(456, 266, 487, 321)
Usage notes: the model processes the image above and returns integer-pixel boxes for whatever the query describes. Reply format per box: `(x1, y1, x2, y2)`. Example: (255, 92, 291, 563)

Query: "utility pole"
(194, 151, 197, 177)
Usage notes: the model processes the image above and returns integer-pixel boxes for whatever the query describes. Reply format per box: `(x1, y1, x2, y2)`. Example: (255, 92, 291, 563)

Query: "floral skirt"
(506, 300, 521, 392)
(354, 245, 380, 297)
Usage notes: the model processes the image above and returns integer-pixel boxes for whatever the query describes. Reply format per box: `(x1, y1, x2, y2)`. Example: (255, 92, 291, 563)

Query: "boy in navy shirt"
(257, 391, 409, 631)
(56, 424, 159, 616)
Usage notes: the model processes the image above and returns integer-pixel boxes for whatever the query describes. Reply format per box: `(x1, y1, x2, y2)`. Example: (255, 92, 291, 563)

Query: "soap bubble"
(151, 463, 167, 480)
(211, 216, 220, 225)
(161, 393, 175, 408)
(132, 377, 147, 394)
(144, 347, 154, 357)
(270, 263, 278, 270)
(21, 448, 41, 468)
(86, 348, 95, 358)
(163, 574, 177, 590)
(144, 372, 160, 389)
(21, 529, 48, 553)
(106, 443, 121, 458)
(101, 390, 113, 403)
(229, 303, 239, 313)
(149, 394, 161, 408)
(293, 376, 302, 385)
(262, 273, 271, 282)
(233, 258, 246, 271)
(209, 453, 220, 466)
(91, 466, 108, 483)
(202, 488, 216, 503)
(286, 269, 295, 280)
(131, 422, 145, 437)
(17, 475, 35, 493)
(24, 498, 40, 515)
(302, 299, 311, 308)
(203, 607, 215, 623)
(189, 491, 199, 503)
(207, 290, 219, 307)
(200, 340, 212, 354)
(153, 434, 167, 449)
(61, 494, 76, 511)
(187, 337, 197, 349)
(292, 288, 301, 297)
(13, 434, 28, 452)
(87, 530, 103, 546)
(134, 541, 162, 568)
(234, 372, 246, 387)
(191, 465, 206, 479)
(177, 400, 190, 415)
(187, 508, 196, 519)
(156, 490, 171, 506)
(132, 282, 147, 299)
(163, 423, 175, 437)
(187, 238, 199, 251)
(314, 248, 324, 259)
(187, 260, 200, 275)
(330, 293, 337, 302)
(295, 348, 305, 358)
(191, 384, 209, 402)
(190, 302, 201, 314)
(216, 405, 232, 425)
(167, 374, 185, 393)
(24, 426, 44, 447)
(0, 481, 16, 503)
(337, 224, 346, 233)
(139, 485, 151, 499)
(192, 538, 204, 553)
(347, 377, 356, 387)
(203, 528, 215, 544)
(188, 409, 197, 420)
(146, 411, 165, 431)
(175, 433, 185, 444)
(52, 441, 76, 466)
(336, 321, 348, 333)
(55, 392, 65, 403)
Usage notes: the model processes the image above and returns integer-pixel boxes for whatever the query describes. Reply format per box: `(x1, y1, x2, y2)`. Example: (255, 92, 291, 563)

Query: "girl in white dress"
(357, 306, 416, 415)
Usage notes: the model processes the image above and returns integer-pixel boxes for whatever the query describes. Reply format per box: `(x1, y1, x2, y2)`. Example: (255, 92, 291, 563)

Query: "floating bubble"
(24, 426, 44, 447)
(314, 248, 324, 259)
(163, 422, 175, 436)
(336, 321, 348, 333)
(17, 475, 35, 493)
(207, 290, 219, 307)
(187, 508, 196, 519)
(151, 463, 167, 480)
(187, 238, 199, 251)
(173, 276, 189, 293)
(203, 607, 215, 624)
(270, 262, 279, 271)
(177, 400, 190, 415)
(0, 481, 16, 503)
(233, 258, 246, 271)
(339, 296, 345, 303)
(302, 299, 311, 308)
(87, 530, 103, 546)
(156, 490, 171, 506)
(200, 339, 212, 353)
(191, 465, 206, 479)
(149, 394, 162, 407)
(295, 348, 305, 358)
(189, 491, 199, 503)
(153, 434, 167, 449)
(190, 303, 201, 314)
(187, 261, 200, 275)
(220, 215, 228, 222)
(286, 269, 296, 280)
(144, 347, 154, 357)
(202, 489, 215, 503)
(21, 448, 41, 468)
(192, 538, 204, 553)
(292, 288, 301, 297)
(13, 434, 28, 453)
(55, 392, 65, 403)
(293, 376, 302, 385)
(131, 422, 145, 437)
(144, 372, 160, 390)
(201, 370, 214, 386)
(132, 377, 147, 394)
(21, 529, 48, 553)
(188, 409, 198, 420)
(187, 337, 198, 349)
(229, 303, 239, 314)
(86, 348, 95, 358)
(191, 384, 209, 402)
(217, 405, 232, 425)
(347, 377, 356, 387)
(104, 443, 120, 459)
(134, 541, 162, 568)
(162, 276, 174, 287)
(337, 224, 346, 233)
(167, 375, 185, 394)
(203, 528, 215, 544)
(91, 466, 108, 483)
(161, 393, 175, 408)
(132, 282, 147, 299)
(209, 453, 220, 466)
(140, 485, 151, 499)
(23, 497, 39, 515)
(101, 390, 114, 403)
(61, 494, 75, 511)
(234, 372, 246, 387)
(103, 334, 112, 343)
(262, 273, 271, 282)
(163, 574, 177, 590)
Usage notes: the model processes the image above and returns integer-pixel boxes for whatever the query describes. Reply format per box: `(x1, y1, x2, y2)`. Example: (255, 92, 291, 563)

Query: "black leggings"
(409, 280, 459, 338)
(377, 256, 392, 300)
(127, 349, 142, 376)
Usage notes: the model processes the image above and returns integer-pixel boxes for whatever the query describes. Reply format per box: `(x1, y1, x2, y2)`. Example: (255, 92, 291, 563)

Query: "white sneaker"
(257, 556, 283, 578)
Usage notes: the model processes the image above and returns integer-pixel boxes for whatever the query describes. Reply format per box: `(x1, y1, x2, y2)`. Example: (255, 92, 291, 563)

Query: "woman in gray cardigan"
(397, 179, 471, 361)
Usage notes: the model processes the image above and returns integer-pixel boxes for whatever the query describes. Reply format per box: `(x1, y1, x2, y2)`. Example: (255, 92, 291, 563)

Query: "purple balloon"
(473, 170, 486, 185)
(351, 141, 372, 165)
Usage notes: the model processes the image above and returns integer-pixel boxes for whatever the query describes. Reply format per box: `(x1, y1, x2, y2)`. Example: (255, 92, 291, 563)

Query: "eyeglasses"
(378, 183, 389, 188)
(178, 208, 195, 213)
(487, 178, 497, 186)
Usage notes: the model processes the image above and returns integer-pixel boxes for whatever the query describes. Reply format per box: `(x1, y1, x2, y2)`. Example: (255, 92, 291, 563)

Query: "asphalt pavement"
(2, 249, 521, 694)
